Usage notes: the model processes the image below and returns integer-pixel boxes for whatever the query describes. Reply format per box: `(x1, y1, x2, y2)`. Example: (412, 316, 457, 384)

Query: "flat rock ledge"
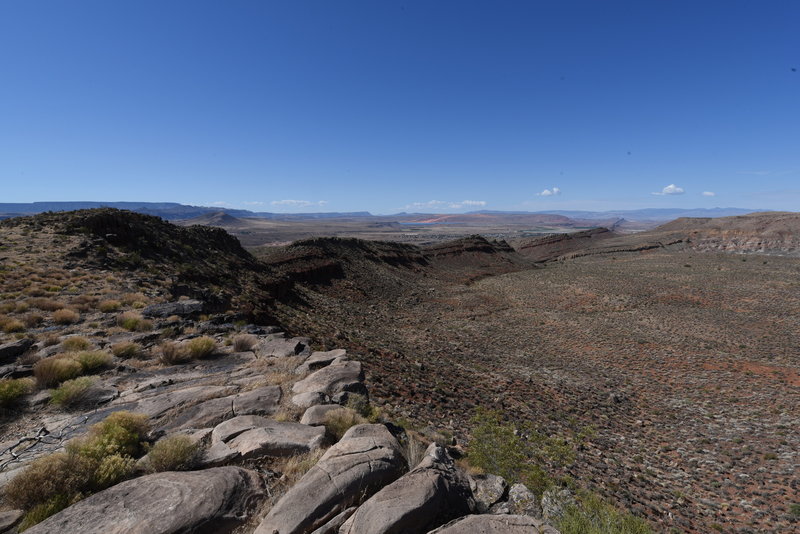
(23, 467, 264, 534)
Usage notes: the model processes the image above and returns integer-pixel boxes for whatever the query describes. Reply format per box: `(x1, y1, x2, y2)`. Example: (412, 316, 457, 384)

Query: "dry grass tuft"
(111, 341, 142, 359)
(323, 407, 367, 442)
(116, 311, 152, 332)
(52, 308, 80, 325)
(34, 356, 83, 388)
(97, 299, 121, 313)
(158, 341, 192, 365)
(232, 333, 258, 352)
(186, 336, 217, 358)
(61, 336, 91, 352)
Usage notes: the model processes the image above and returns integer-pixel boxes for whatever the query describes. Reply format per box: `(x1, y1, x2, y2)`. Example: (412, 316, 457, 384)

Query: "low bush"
(97, 299, 121, 313)
(4, 411, 149, 529)
(61, 336, 91, 352)
(0, 377, 35, 408)
(52, 308, 80, 325)
(145, 434, 199, 472)
(558, 491, 653, 534)
(467, 408, 575, 496)
(74, 351, 112, 373)
(50, 376, 96, 407)
(111, 341, 141, 359)
(34, 356, 83, 388)
(323, 407, 367, 442)
(232, 333, 258, 352)
(186, 336, 217, 358)
(117, 312, 152, 332)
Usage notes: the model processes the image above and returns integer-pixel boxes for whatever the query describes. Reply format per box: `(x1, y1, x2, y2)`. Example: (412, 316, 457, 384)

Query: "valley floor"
(276, 250, 800, 533)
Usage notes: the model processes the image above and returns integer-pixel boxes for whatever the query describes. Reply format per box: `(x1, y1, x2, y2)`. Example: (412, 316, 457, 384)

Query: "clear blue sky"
(1, 1, 798, 213)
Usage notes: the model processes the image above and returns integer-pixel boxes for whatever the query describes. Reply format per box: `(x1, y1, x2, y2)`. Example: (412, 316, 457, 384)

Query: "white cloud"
(403, 200, 487, 211)
(270, 200, 328, 208)
(242, 201, 265, 206)
(538, 187, 561, 197)
(211, 201, 231, 206)
(652, 184, 685, 196)
(701, 191, 716, 197)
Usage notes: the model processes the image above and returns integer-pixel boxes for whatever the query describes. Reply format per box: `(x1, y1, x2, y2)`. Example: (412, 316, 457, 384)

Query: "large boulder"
(430, 514, 560, 534)
(255, 424, 405, 534)
(339, 443, 474, 534)
(470, 473, 508, 513)
(24, 467, 264, 534)
(300, 404, 343, 426)
(0, 338, 34, 365)
(541, 487, 576, 523)
(507, 483, 542, 518)
(292, 360, 365, 397)
(142, 299, 203, 318)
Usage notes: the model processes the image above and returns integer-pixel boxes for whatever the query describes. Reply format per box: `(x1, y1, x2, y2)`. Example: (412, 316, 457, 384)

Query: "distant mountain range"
(0, 202, 769, 222)
(0, 202, 372, 221)
(469, 207, 768, 221)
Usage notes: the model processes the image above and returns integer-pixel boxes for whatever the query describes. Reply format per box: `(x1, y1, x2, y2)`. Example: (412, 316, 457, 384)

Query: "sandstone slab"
(295, 349, 347, 374)
(291, 360, 365, 397)
(340, 443, 474, 534)
(24, 467, 264, 534)
(430, 514, 560, 534)
(255, 424, 405, 534)
(300, 404, 343, 426)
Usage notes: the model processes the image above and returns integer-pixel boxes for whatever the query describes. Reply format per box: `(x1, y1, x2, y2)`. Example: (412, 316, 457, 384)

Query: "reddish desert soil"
(273, 249, 800, 534)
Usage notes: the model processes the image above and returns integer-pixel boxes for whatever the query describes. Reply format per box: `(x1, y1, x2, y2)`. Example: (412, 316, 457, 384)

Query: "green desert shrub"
(52, 308, 80, 325)
(50, 376, 96, 407)
(34, 356, 83, 388)
(467, 408, 575, 496)
(0, 377, 35, 408)
(111, 341, 142, 359)
(61, 336, 91, 352)
(323, 407, 367, 441)
(345, 393, 382, 423)
(232, 333, 258, 352)
(558, 491, 653, 534)
(116, 311, 152, 332)
(74, 350, 112, 373)
(186, 336, 217, 358)
(5, 412, 149, 529)
(145, 434, 199, 472)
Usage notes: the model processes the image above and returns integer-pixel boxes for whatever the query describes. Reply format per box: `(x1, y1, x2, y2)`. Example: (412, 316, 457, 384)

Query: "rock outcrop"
(339, 443, 474, 534)
(255, 424, 406, 534)
(23, 467, 264, 534)
(431, 514, 561, 534)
